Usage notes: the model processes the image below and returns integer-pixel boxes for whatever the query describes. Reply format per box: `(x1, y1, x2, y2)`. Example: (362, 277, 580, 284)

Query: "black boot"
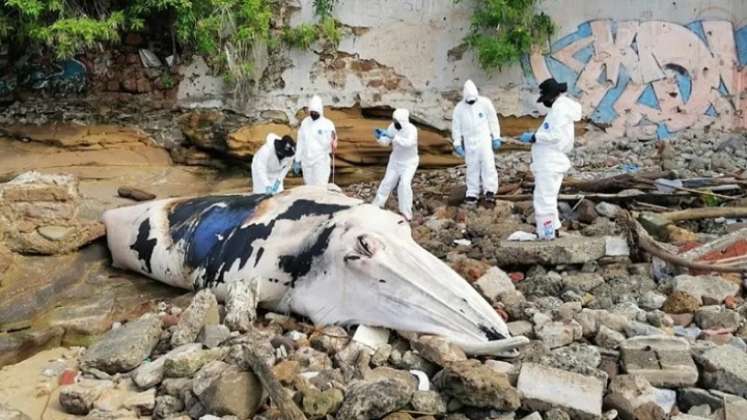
(485, 191, 496, 204)
(464, 196, 478, 207)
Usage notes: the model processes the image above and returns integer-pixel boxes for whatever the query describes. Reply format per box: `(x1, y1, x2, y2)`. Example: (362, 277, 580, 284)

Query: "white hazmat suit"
(372, 108, 419, 220)
(251, 133, 294, 194)
(296, 95, 337, 186)
(530, 94, 582, 239)
(451, 80, 501, 199)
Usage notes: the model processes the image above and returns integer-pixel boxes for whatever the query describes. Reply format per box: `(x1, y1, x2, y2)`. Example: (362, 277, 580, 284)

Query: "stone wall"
(177, 0, 747, 137)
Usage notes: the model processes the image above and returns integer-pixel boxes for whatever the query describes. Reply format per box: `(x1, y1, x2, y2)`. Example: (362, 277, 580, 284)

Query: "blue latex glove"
(374, 128, 391, 140)
(519, 132, 535, 143)
(292, 161, 301, 175)
(454, 145, 465, 158)
(265, 185, 274, 195)
(492, 137, 502, 151)
(271, 179, 280, 193)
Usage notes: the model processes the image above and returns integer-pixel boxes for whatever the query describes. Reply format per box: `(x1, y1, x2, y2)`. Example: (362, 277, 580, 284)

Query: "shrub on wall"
(455, 0, 555, 70)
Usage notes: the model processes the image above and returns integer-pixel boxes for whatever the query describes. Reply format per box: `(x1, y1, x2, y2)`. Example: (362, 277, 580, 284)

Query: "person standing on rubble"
(372, 108, 419, 221)
(451, 80, 503, 207)
(293, 95, 338, 186)
(519, 78, 582, 240)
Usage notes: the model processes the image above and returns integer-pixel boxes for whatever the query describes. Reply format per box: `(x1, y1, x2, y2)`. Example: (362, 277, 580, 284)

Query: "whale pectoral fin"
(224, 277, 261, 332)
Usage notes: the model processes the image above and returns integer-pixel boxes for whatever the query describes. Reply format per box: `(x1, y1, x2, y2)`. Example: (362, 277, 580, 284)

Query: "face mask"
(542, 99, 554, 108)
(466, 99, 476, 105)
(310, 111, 320, 121)
(274, 138, 296, 161)
(394, 121, 402, 130)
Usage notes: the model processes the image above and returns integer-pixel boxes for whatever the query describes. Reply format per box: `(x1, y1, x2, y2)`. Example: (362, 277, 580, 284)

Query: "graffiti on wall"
(524, 20, 747, 137)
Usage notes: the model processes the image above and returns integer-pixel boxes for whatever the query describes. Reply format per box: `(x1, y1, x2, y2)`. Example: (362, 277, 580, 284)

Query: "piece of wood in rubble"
(659, 207, 747, 223)
(562, 171, 674, 193)
(619, 210, 746, 273)
(240, 340, 307, 420)
(118, 186, 156, 201)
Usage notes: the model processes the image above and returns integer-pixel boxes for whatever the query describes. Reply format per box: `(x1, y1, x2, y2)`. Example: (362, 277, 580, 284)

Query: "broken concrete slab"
(672, 275, 740, 305)
(620, 336, 698, 387)
(474, 267, 515, 303)
(517, 363, 603, 419)
(494, 236, 616, 266)
(697, 345, 747, 398)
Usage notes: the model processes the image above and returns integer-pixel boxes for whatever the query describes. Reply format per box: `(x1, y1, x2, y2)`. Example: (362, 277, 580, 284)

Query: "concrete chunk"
(621, 336, 698, 387)
(673, 275, 739, 305)
(81, 315, 162, 374)
(698, 345, 747, 398)
(494, 236, 607, 266)
(517, 363, 603, 419)
(474, 267, 515, 302)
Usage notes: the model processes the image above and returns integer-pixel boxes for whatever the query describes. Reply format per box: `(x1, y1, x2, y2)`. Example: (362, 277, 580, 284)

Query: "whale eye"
(355, 234, 381, 257)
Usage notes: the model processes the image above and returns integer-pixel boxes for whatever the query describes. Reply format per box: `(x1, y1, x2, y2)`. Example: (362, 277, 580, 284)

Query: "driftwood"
(620, 211, 747, 273)
(658, 207, 747, 223)
(563, 171, 674, 193)
(240, 342, 307, 420)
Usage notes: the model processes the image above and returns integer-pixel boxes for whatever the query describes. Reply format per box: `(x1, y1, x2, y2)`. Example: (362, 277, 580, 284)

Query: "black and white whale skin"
(103, 185, 520, 354)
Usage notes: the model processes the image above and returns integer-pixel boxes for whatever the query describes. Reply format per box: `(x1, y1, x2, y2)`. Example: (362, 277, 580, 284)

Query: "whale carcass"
(102, 185, 526, 355)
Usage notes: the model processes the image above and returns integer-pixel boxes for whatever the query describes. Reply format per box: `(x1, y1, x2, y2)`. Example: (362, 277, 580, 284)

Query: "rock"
(517, 363, 603, 419)
(154, 395, 184, 419)
(595, 202, 621, 218)
(272, 360, 301, 385)
(337, 379, 413, 419)
(604, 374, 676, 420)
(494, 236, 608, 266)
(595, 325, 626, 349)
(625, 320, 667, 337)
(81, 315, 162, 374)
(507, 320, 533, 337)
(575, 199, 598, 224)
(199, 324, 230, 349)
(410, 335, 467, 366)
(171, 290, 219, 347)
(662, 291, 701, 314)
(605, 236, 631, 256)
(694, 307, 741, 332)
(117, 186, 156, 201)
(562, 273, 604, 293)
(698, 345, 747, 397)
(0, 403, 31, 420)
(164, 347, 224, 378)
(639, 291, 667, 310)
(673, 275, 739, 305)
(474, 267, 516, 302)
(620, 336, 698, 387)
(37, 225, 73, 241)
(290, 347, 333, 372)
(310, 326, 349, 355)
(195, 364, 263, 419)
(132, 343, 202, 389)
(535, 320, 583, 349)
(677, 388, 724, 412)
(411, 390, 447, 415)
(123, 388, 157, 416)
(302, 388, 344, 417)
(364, 367, 419, 392)
(433, 360, 520, 410)
(58, 379, 113, 415)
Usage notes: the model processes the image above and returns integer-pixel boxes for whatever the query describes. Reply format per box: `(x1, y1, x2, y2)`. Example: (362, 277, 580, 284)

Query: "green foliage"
(313, 0, 337, 18)
(455, 0, 555, 70)
(318, 16, 340, 47)
(283, 23, 318, 49)
(160, 72, 175, 89)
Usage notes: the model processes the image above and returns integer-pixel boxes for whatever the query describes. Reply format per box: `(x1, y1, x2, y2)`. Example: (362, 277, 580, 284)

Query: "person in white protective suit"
(293, 95, 337, 185)
(251, 133, 296, 195)
(519, 78, 582, 240)
(451, 80, 503, 206)
(372, 108, 419, 220)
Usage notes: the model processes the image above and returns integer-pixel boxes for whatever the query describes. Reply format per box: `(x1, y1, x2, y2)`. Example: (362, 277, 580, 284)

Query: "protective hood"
(463, 80, 479, 102)
(309, 95, 324, 115)
(555, 95, 583, 122)
(393, 108, 410, 124)
(265, 132, 280, 145)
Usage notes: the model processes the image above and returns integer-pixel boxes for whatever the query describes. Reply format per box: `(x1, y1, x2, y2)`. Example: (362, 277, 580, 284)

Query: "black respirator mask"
(466, 99, 476, 105)
(394, 121, 402, 130)
(274, 136, 296, 161)
(310, 111, 320, 121)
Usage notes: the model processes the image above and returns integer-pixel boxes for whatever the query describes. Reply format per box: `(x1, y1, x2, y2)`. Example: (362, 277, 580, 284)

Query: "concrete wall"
(177, 0, 747, 136)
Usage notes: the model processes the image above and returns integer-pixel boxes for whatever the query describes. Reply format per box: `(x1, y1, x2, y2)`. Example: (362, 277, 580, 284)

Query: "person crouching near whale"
(251, 133, 296, 195)
(518, 78, 582, 240)
(372, 108, 419, 221)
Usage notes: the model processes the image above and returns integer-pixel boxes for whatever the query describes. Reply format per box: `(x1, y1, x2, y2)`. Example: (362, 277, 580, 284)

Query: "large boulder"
(81, 315, 163, 374)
